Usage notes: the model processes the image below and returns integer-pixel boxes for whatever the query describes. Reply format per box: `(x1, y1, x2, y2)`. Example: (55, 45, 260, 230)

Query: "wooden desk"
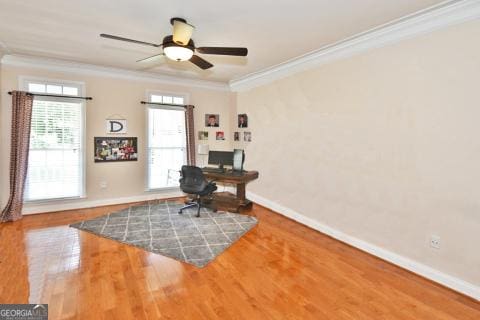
(202, 170, 259, 213)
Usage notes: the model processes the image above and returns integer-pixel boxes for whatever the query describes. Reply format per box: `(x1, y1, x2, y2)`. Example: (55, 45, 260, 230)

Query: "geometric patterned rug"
(70, 200, 258, 267)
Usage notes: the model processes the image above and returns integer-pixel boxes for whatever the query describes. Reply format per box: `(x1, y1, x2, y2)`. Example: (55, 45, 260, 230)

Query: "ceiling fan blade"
(136, 53, 164, 63)
(100, 33, 162, 47)
(172, 18, 195, 46)
(189, 55, 213, 70)
(196, 47, 248, 56)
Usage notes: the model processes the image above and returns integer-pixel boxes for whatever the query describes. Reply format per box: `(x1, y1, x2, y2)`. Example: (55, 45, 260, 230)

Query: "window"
(27, 82, 79, 96)
(23, 79, 85, 201)
(147, 93, 187, 190)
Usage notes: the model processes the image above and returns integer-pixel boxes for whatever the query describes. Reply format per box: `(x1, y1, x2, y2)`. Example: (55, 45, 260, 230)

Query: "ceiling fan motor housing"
(163, 35, 195, 51)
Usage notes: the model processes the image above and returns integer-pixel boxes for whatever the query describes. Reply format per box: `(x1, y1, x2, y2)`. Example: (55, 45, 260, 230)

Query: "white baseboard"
(247, 191, 480, 301)
(22, 190, 184, 215)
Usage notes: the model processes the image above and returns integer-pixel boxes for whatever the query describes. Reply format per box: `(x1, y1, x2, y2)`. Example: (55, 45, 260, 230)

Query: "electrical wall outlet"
(100, 181, 108, 189)
(430, 235, 441, 249)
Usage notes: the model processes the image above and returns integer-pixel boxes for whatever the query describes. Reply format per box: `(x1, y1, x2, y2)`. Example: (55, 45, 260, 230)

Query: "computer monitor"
(233, 149, 245, 172)
(208, 151, 233, 169)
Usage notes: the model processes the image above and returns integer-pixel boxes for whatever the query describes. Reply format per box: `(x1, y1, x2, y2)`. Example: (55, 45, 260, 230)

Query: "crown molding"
(230, 0, 480, 92)
(1, 54, 230, 91)
(3, 1, 479, 93)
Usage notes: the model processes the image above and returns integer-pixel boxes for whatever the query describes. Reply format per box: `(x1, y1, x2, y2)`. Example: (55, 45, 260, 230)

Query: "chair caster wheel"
(178, 210, 183, 214)
(213, 209, 218, 213)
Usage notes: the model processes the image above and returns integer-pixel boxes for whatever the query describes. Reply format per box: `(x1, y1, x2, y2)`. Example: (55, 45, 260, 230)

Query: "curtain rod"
(8, 91, 93, 100)
(141, 101, 193, 108)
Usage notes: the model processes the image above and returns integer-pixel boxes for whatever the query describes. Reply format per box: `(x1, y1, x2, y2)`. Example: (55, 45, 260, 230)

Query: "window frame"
(145, 90, 189, 192)
(21, 76, 87, 203)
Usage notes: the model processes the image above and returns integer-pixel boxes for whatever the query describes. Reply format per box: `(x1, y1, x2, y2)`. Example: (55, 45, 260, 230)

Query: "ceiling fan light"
(164, 45, 194, 61)
(172, 20, 194, 45)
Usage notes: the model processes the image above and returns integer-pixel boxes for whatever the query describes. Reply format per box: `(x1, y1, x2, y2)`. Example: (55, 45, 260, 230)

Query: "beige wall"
(236, 19, 480, 286)
(0, 65, 234, 210)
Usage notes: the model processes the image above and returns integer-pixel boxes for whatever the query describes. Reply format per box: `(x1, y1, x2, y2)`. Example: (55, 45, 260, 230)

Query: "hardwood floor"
(0, 200, 479, 319)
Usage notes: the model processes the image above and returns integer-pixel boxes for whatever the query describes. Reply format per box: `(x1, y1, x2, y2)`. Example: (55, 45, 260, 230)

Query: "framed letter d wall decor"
(106, 119, 127, 134)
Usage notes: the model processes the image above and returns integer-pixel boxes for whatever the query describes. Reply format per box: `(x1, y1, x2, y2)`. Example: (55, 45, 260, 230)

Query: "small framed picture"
(238, 114, 248, 128)
(216, 131, 225, 140)
(244, 131, 251, 142)
(205, 114, 220, 127)
(234, 132, 240, 141)
(198, 131, 208, 140)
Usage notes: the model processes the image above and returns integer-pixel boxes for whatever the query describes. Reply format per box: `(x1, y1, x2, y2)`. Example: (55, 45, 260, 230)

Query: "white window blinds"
(24, 89, 85, 201)
(147, 93, 186, 190)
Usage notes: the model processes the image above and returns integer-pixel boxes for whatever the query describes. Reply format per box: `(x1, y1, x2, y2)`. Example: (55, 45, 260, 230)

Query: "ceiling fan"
(100, 17, 248, 70)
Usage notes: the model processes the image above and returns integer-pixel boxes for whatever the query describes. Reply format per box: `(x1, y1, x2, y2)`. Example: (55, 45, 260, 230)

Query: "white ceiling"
(0, 0, 446, 83)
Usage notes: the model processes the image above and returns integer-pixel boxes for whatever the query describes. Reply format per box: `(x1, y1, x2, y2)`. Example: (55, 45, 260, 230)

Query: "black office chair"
(178, 165, 217, 217)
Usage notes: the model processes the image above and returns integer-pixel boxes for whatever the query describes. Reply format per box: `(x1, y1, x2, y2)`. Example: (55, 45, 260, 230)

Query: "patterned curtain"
(184, 105, 196, 166)
(1, 91, 34, 222)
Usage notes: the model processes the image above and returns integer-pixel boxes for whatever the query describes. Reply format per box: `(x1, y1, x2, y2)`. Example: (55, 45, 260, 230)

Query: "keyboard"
(202, 167, 225, 173)
(202, 167, 246, 176)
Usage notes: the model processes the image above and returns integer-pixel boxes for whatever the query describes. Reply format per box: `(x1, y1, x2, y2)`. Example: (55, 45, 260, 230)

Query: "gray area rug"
(70, 200, 258, 267)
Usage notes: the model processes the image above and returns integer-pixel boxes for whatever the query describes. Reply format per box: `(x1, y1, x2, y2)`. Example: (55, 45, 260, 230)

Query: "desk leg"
(236, 183, 253, 212)
(236, 183, 246, 201)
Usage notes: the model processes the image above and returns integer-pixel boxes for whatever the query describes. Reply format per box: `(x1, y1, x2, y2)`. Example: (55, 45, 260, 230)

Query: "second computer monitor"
(208, 151, 233, 169)
(233, 149, 245, 172)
